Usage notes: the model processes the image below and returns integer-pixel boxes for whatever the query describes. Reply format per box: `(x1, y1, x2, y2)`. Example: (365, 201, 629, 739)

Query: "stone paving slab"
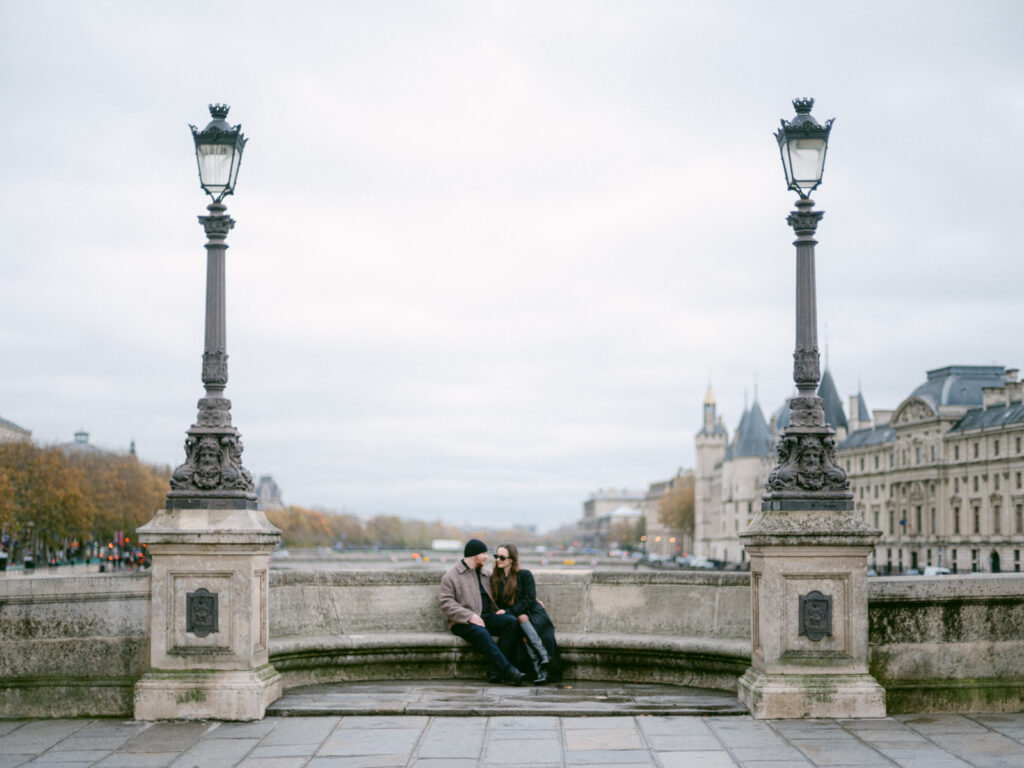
(2, 711, 1024, 766)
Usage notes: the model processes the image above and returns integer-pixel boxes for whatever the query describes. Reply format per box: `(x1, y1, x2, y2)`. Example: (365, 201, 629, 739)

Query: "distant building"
(256, 475, 286, 511)
(58, 430, 112, 456)
(0, 414, 30, 442)
(693, 363, 1024, 574)
(694, 368, 851, 564)
(580, 488, 646, 549)
(580, 474, 695, 555)
(839, 365, 1024, 575)
(641, 471, 694, 558)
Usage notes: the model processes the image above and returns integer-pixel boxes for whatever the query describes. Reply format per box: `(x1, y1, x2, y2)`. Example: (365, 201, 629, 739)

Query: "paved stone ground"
(4, 711, 1024, 767)
(267, 681, 747, 717)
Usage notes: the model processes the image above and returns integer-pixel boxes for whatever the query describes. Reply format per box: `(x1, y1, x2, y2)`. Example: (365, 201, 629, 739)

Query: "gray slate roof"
(730, 401, 772, 458)
(775, 368, 847, 433)
(856, 391, 870, 422)
(774, 398, 790, 431)
(910, 365, 1005, 409)
(839, 424, 895, 449)
(818, 369, 848, 431)
(950, 401, 1024, 433)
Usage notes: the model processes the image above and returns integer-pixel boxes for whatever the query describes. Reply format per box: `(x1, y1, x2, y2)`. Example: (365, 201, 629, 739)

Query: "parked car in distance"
(905, 568, 921, 575)
(923, 566, 951, 576)
(687, 556, 716, 569)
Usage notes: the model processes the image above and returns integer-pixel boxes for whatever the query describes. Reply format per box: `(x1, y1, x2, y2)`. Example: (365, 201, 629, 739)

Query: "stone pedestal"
(133, 507, 282, 721)
(738, 509, 886, 719)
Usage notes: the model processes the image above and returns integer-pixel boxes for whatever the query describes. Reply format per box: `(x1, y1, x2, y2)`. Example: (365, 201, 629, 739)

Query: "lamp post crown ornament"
(168, 104, 255, 510)
(762, 97, 852, 514)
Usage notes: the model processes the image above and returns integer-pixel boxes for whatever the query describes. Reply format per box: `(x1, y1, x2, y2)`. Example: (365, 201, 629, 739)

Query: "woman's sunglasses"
(495, 555, 511, 561)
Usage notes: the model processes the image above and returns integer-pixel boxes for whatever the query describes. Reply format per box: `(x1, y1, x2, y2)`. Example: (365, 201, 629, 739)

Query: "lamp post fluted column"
(761, 195, 852, 513)
(202, 202, 232, 398)
(792, 198, 822, 402)
(165, 199, 255, 510)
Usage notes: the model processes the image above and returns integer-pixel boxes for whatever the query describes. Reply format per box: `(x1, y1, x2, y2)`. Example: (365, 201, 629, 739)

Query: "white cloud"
(2, 0, 1023, 529)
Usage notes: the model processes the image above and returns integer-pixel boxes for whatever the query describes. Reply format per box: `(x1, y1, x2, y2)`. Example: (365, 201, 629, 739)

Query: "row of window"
(878, 546, 1022, 574)
(853, 471, 1024, 501)
(873, 504, 1024, 536)
(847, 435, 1024, 473)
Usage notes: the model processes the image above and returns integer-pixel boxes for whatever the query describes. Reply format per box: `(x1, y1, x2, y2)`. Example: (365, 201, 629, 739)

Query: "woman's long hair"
(490, 542, 520, 606)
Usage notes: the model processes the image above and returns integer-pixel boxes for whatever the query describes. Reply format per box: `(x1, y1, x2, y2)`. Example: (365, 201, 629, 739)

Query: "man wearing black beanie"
(439, 539, 526, 684)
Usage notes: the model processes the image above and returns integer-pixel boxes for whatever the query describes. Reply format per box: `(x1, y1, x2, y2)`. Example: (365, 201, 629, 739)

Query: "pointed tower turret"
(695, 384, 728, 559)
(818, 367, 849, 441)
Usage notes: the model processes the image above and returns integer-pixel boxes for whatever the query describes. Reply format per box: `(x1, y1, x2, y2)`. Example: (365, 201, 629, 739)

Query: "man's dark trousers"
(451, 613, 521, 678)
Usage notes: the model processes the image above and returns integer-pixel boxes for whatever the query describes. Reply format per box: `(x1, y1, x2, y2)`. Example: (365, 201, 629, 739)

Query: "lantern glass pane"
(197, 143, 235, 196)
(786, 136, 827, 193)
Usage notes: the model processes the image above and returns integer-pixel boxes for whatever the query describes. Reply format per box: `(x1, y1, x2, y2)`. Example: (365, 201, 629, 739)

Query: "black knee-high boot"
(521, 620, 550, 684)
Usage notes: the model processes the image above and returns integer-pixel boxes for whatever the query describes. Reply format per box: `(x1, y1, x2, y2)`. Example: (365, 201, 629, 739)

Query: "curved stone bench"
(267, 568, 752, 691)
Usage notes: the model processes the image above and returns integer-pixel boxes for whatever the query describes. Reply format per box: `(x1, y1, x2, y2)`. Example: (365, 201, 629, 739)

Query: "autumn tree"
(608, 517, 644, 549)
(67, 451, 169, 542)
(657, 470, 695, 546)
(0, 440, 171, 557)
(0, 441, 89, 555)
(264, 505, 336, 548)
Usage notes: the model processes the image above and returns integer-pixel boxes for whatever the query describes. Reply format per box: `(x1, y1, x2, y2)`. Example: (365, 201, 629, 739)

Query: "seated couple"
(438, 538, 562, 685)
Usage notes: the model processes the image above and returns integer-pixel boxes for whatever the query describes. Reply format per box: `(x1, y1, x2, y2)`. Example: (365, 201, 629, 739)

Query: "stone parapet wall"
(267, 569, 752, 691)
(268, 568, 751, 639)
(0, 574, 150, 718)
(868, 573, 1024, 713)
(3, 569, 1024, 717)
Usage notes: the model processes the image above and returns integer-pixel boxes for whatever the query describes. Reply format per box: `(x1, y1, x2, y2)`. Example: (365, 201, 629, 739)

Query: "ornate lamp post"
(762, 98, 852, 513)
(167, 104, 255, 508)
(736, 99, 884, 719)
(135, 105, 281, 722)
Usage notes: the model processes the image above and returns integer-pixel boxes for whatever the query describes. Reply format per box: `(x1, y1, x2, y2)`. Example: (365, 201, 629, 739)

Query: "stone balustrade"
(2, 568, 1024, 717)
(0, 573, 150, 718)
(868, 573, 1024, 713)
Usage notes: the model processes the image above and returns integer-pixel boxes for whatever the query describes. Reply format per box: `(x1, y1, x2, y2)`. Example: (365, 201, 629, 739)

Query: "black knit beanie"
(463, 538, 487, 558)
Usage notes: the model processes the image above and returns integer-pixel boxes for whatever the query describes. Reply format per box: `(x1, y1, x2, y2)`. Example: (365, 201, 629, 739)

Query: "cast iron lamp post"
(762, 98, 853, 513)
(134, 105, 281, 721)
(166, 104, 256, 509)
(736, 100, 885, 719)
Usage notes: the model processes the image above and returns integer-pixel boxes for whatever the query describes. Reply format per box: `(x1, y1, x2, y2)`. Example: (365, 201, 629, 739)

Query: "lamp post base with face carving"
(134, 183, 282, 721)
(737, 103, 885, 719)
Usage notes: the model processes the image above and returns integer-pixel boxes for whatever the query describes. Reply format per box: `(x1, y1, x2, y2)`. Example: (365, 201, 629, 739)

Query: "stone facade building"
(695, 364, 1024, 574)
(579, 488, 647, 549)
(256, 474, 286, 511)
(694, 370, 852, 565)
(694, 387, 771, 564)
(0, 414, 30, 442)
(840, 365, 1024, 575)
(580, 476, 694, 557)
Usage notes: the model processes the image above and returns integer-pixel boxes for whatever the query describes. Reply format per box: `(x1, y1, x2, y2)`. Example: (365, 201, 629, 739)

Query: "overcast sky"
(2, 1, 1022, 530)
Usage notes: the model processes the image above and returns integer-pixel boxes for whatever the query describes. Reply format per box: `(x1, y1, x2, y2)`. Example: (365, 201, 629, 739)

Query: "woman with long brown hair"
(489, 542, 562, 684)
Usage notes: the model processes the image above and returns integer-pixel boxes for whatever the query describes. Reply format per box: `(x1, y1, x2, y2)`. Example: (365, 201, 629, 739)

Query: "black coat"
(493, 568, 562, 681)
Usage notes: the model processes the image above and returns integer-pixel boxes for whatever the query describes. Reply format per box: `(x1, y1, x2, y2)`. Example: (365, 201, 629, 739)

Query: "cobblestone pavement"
(3, 712, 1024, 767)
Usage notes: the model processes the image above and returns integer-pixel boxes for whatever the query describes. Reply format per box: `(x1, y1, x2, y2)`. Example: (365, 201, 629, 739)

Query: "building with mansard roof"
(838, 365, 1024, 575)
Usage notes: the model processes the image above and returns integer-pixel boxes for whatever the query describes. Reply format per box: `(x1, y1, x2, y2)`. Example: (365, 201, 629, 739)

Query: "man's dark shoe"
(486, 673, 502, 684)
(504, 669, 526, 686)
